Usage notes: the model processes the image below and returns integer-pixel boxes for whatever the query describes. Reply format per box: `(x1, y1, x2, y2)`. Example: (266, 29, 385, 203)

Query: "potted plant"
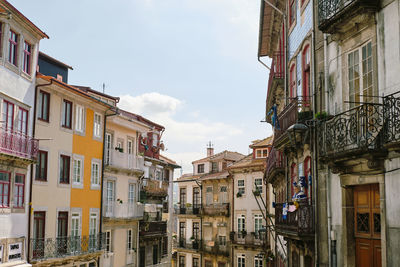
(253, 189, 261, 196)
(315, 111, 328, 120)
(236, 192, 243, 198)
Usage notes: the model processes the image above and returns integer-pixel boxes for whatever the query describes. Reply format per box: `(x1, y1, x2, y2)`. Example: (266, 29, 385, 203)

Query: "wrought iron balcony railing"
(230, 232, 268, 247)
(105, 150, 143, 170)
(318, 0, 379, 32)
(275, 201, 314, 236)
(0, 128, 38, 160)
(267, 52, 284, 95)
(383, 93, 400, 147)
(175, 205, 201, 215)
(30, 234, 105, 261)
(202, 203, 229, 217)
(265, 147, 285, 183)
(103, 201, 144, 219)
(141, 179, 169, 198)
(318, 103, 384, 158)
(200, 240, 230, 256)
(139, 221, 167, 237)
(177, 239, 201, 250)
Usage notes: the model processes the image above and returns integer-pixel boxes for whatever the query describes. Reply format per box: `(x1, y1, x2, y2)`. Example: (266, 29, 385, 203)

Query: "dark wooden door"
(354, 184, 381, 267)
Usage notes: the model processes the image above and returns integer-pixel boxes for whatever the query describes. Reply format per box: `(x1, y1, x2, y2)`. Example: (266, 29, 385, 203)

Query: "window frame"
(237, 179, 245, 195)
(290, 163, 297, 199)
(72, 156, 84, 187)
(127, 229, 133, 251)
(289, 0, 296, 27)
(38, 90, 50, 122)
(8, 30, 18, 66)
(3, 100, 14, 131)
(59, 154, 71, 184)
(197, 163, 205, 174)
(289, 63, 297, 99)
(91, 160, 101, 189)
(36, 150, 48, 181)
(0, 171, 10, 208)
(75, 105, 85, 133)
(13, 173, 25, 208)
(23, 41, 32, 75)
(237, 254, 246, 267)
(93, 113, 102, 138)
(254, 178, 263, 194)
(62, 99, 72, 129)
(302, 44, 311, 100)
(255, 148, 268, 159)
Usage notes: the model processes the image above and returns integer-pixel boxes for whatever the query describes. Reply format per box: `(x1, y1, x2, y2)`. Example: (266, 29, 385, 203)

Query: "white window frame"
(72, 155, 84, 188)
(238, 180, 245, 195)
(254, 214, 263, 237)
(105, 133, 112, 165)
(75, 104, 85, 133)
(93, 112, 102, 138)
(254, 178, 263, 194)
(237, 214, 246, 234)
(237, 254, 246, 267)
(71, 212, 81, 237)
(128, 183, 136, 204)
(255, 148, 268, 158)
(91, 159, 101, 189)
(152, 133, 158, 147)
(254, 256, 263, 267)
(206, 186, 213, 205)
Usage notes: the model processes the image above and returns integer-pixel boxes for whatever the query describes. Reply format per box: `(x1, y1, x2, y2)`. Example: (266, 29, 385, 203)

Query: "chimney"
(207, 141, 214, 157)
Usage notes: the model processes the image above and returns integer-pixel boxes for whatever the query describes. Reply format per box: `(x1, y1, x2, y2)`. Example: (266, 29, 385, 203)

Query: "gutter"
(28, 79, 53, 261)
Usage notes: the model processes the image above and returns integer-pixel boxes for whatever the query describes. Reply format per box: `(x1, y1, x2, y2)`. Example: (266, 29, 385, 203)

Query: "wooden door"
(354, 184, 381, 267)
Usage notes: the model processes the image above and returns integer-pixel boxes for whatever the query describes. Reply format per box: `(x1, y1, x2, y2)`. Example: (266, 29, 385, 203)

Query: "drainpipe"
(28, 79, 53, 261)
(327, 168, 332, 267)
(324, 34, 330, 114)
(231, 173, 235, 267)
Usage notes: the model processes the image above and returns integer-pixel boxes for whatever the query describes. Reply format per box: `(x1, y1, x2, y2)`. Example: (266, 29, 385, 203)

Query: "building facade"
(0, 1, 48, 265)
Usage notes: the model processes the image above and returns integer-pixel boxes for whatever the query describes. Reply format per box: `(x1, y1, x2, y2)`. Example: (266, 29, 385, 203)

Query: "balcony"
(200, 240, 230, 257)
(30, 234, 105, 262)
(0, 128, 38, 161)
(318, 103, 385, 161)
(103, 201, 144, 220)
(383, 93, 400, 149)
(266, 52, 285, 120)
(105, 150, 143, 171)
(231, 232, 268, 248)
(273, 98, 312, 149)
(318, 0, 379, 33)
(265, 147, 285, 184)
(202, 203, 229, 217)
(177, 239, 201, 250)
(275, 201, 314, 239)
(175, 205, 201, 216)
(141, 179, 169, 198)
(139, 221, 167, 238)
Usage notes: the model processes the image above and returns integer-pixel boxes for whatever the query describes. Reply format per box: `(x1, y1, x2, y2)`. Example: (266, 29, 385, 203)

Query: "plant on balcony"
(253, 189, 261, 196)
(116, 198, 123, 204)
(315, 111, 328, 120)
(241, 230, 247, 235)
(298, 110, 313, 122)
(185, 203, 192, 208)
(236, 192, 243, 198)
(190, 236, 195, 240)
(115, 147, 123, 153)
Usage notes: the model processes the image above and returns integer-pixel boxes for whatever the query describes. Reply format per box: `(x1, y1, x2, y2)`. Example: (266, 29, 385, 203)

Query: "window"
(17, 108, 28, 135)
(205, 260, 213, 267)
(193, 222, 200, 240)
(127, 139, 133, 155)
(348, 42, 373, 108)
(73, 158, 82, 185)
(75, 105, 85, 132)
(238, 214, 246, 238)
(255, 178, 263, 194)
(238, 179, 245, 195)
(218, 235, 226, 246)
(206, 186, 213, 205)
(105, 231, 112, 252)
(179, 188, 186, 208)
(193, 258, 199, 267)
(193, 187, 200, 208)
(105, 181, 115, 215)
(23, 41, 32, 74)
(211, 162, 218, 173)
(219, 186, 227, 203)
(60, 155, 71, 184)
(33, 211, 45, 256)
(38, 91, 50, 122)
(152, 133, 158, 147)
(13, 174, 24, 208)
(302, 45, 310, 100)
(238, 254, 246, 267)
(291, 163, 297, 199)
(164, 169, 170, 181)
(128, 184, 135, 203)
(89, 213, 97, 249)
(0, 171, 10, 207)
(179, 255, 185, 267)
(91, 161, 100, 187)
(3, 100, 14, 131)
(105, 133, 112, 165)
(289, 0, 296, 26)
(255, 255, 263, 267)
(179, 222, 186, 242)
(57, 211, 68, 253)
(255, 149, 268, 158)
(304, 156, 311, 199)
(127, 229, 133, 251)
(290, 64, 296, 99)
(197, 164, 204, 174)
(93, 113, 102, 138)
(71, 213, 80, 237)
(254, 214, 263, 239)
(8, 30, 18, 65)
(62, 100, 72, 129)
(36, 151, 48, 181)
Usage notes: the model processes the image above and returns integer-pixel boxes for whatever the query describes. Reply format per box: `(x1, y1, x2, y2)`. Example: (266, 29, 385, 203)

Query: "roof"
(192, 150, 245, 164)
(39, 52, 73, 70)
(119, 109, 164, 131)
(0, 0, 48, 39)
(199, 171, 230, 181)
(73, 85, 119, 101)
(159, 154, 178, 166)
(228, 154, 265, 170)
(177, 173, 201, 182)
(250, 136, 273, 148)
(36, 73, 112, 109)
(258, 0, 285, 58)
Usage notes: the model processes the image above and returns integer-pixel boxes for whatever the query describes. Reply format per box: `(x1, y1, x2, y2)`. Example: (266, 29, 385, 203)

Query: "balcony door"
(219, 186, 227, 204)
(33, 211, 45, 258)
(127, 139, 134, 168)
(193, 187, 200, 213)
(105, 133, 112, 165)
(354, 184, 381, 267)
(57, 211, 68, 254)
(106, 180, 115, 216)
(179, 222, 186, 246)
(180, 188, 186, 213)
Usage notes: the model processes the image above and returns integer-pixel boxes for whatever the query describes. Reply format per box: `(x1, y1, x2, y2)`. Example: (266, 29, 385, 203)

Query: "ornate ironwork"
(318, 103, 384, 158)
(200, 240, 230, 257)
(356, 213, 370, 233)
(374, 213, 381, 233)
(274, 201, 314, 236)
(0, 127, 38, 160)
(30, 234, 105, 261)
(202, 203, 229, 217)
(383, 93, 400, 145)
(139, 221, 167, 237)
(231, 232, 268, 247)
(265, 147, 285, 183)
(175, 205, 201, 215)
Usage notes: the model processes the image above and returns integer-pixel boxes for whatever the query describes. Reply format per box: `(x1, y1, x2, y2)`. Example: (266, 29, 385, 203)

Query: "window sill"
(58, 182, 71, 188)
(74, 130, 86, 137)
(90, 184, 101, 190)
(0, 207, 11, 213)
(11, 207, 25, 213)
(60, 126, 73, 135)
(72, 183, 84, 189)
(21, 71, 33, 82)
(5, 61, 19, 75)
(34, 179, 48, 185)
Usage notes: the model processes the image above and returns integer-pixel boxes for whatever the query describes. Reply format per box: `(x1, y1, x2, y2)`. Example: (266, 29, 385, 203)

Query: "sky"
(11, 0, 273, 174)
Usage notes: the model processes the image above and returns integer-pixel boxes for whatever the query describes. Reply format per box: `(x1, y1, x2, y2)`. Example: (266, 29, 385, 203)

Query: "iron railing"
(175, 205, 201, 215)
(0, 128, 38, 160)
(231, 232, 268, 247)
(103, 201, 144, 219)
(141, 179, 169, 197)
(318, 0, 379, 30)
(177, 239, 201, 250)
(265, 147, 285, 182)
(200, 240, 230, 256)
(30, 234, 105, 261)
(383, 93, 400, 146)
(202, 203, 229, 217)
(105, 149, 142, 170)
(318, 103, 384, 157)
(275, 201, 314, 235)
(139, 221, 167, 237)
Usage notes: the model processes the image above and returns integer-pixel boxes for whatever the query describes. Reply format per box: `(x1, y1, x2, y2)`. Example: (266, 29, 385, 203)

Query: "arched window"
(302, 45, 310, 102)
(289, 64, 296, 99)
